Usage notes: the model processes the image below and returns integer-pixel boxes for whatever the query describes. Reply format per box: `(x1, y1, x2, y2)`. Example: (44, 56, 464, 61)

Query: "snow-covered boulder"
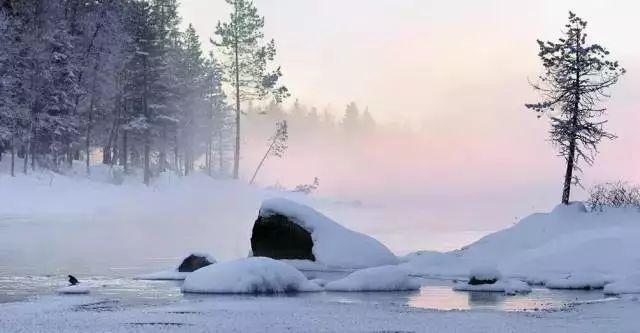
(468, 266, 502, 285)
(136, 252, 216, 280)
(325, 265, 420, 292)
(182, 257, 322, 294)
(57, 285, 90, 295)
(453, 279, 531, 295)
(604, 274, 640, 295)
(178, 253, 216, 272)
(251, 198, 398, 269)
(545, 273, 610, 290)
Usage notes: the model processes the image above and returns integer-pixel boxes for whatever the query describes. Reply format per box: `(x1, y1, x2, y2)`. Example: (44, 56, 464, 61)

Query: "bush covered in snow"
(325, 265, 420, 292)
(588, 182, 640, 212)
(182, 257, 321, 294)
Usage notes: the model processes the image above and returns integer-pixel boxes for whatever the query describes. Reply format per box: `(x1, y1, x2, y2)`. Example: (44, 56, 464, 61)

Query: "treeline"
(0, 0, 231, 183)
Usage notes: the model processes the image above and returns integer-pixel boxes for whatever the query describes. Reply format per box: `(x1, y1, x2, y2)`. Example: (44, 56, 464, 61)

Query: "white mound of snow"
(545, 273, 611, 290)
(325, 265, 420, 292)
(402, 203, 640, 283)
(259, 198, 398, 269)
(453, 279, 531, 295)
(57, 285, 90, 295)
(182, 257, 321, 294)
(604, 274, 640, 295)
(469, 265, 502, 282)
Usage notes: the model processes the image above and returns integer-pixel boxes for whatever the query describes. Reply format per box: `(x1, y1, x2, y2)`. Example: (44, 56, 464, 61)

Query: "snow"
(259, 198, 399, 269)
(545, 273, 611, 290)
(604, 274, 640, 295)
(182, 257, 322, 294)
(135, 270, 189, 281)
(2, 292, 640, 332)
(453, 279, 532, 295)
(57, 285, 91, 295)
(469, 265, 502, 282)
(325, 265, 420, 292)
(402, 203, 640, 286)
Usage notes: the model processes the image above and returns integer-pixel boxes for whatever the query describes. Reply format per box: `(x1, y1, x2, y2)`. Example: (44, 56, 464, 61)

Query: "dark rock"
(68, 275, 79, 286)
(251, 212, 315, 261)
(468, 277, 498, 285)
(177, 254, 214, 272)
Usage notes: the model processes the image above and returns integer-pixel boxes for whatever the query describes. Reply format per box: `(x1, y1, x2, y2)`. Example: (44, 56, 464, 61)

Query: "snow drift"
(402, 203, 640, 284)
(181, 257, 321, 294)
(252, 198, 398, 269)
(325, 265, 420, 292)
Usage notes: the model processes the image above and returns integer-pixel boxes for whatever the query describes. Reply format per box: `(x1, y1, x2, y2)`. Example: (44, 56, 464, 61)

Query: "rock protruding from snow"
(252, 198, 398, 269)
(325, 266, 420, 292)
(136, 252, 216, 280)
(178, 253, 216, 272)
(468, 266, 502, 285)
(57, 285, 90, 295)
(182, 257, 322, 294)
(453, 279, 531, 295)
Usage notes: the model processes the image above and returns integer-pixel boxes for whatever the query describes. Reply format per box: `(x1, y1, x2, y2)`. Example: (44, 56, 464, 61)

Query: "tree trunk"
(142, 54, 151, 185)
(159, 125, 167, 172)
(10, 138, 15, 177)
(86, 93, 95, 175)
(233, 8, 241, 180)
(250, 138, 276, 185)
(562, 28, 582, 205)
(122, 130, 128, 172)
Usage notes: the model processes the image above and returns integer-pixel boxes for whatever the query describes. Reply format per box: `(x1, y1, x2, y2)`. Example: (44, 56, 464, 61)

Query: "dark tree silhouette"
(526, 12, 625, 205)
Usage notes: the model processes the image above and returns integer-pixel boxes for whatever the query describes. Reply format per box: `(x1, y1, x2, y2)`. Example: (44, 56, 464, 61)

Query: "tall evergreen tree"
(213, 0, 289, 179)
(526, 12, 625, 204)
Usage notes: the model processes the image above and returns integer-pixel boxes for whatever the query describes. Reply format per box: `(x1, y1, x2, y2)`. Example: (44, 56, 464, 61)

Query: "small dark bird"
(68, 275, 79, 286)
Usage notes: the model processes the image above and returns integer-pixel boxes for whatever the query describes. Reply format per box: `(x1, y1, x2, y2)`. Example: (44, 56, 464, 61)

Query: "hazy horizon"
(180, 0, 639, 230)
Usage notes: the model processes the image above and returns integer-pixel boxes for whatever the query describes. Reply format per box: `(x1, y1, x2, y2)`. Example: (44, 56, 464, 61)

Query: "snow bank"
(453, 279, 531, 295)
(604, 275, 640, 295)
(182, 257, 321, 294)
(403, 203, 640, 283)
(545, 273, 610, 290)
(325, 265, 420, 292)
(258, 198, 398, 269)
(57, 285, 90, 295)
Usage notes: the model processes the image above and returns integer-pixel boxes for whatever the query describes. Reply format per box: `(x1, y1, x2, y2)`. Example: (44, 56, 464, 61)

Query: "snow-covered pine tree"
(526, 12, 625, 205)
(213, 0, 289, 179)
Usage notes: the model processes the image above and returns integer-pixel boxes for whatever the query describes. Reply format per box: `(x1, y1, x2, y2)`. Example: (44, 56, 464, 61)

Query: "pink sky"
(180, 1, 639, 230)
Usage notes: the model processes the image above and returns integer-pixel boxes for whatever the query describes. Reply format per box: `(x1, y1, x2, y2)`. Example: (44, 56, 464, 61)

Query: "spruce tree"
(213, 0, 289, 179)
(526, 12, 625, 204)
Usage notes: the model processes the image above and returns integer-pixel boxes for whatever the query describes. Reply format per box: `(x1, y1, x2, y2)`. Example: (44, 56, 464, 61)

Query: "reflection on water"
(407, 278, 611, 311)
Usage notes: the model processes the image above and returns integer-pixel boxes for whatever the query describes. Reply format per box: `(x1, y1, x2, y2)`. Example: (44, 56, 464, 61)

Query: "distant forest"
(0, 0, 381, 184)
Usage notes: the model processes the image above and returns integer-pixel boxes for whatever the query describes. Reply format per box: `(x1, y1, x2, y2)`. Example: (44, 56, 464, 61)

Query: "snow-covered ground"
(1, 293, 639, 332)
(402, 203, 640, 293)
(2, 162, 640, 331)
